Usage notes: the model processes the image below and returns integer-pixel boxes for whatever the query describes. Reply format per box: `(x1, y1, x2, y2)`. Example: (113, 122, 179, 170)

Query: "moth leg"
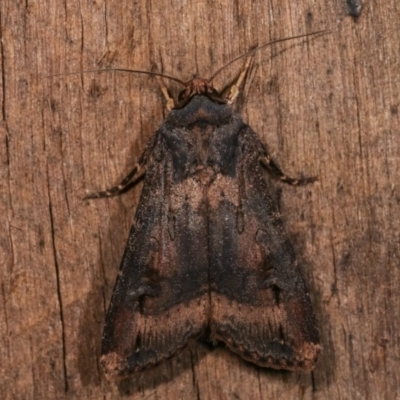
(156, 76, 175, 111)
(226, 56, 254, 104)
(260, 153, 317, 186)
(84, 164, 146, 199)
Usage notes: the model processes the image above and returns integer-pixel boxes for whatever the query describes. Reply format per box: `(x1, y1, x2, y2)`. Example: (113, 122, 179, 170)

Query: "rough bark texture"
(1, 1, 398, 399)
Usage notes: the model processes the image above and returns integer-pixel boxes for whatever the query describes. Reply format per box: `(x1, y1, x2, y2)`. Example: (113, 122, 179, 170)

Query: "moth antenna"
(46, 68, 187, 86)
(208, 30, 330, 83)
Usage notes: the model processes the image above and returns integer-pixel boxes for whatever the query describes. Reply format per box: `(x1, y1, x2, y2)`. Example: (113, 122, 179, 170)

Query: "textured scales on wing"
(100, 132, 210, 380)
(208, 125, 320, 370)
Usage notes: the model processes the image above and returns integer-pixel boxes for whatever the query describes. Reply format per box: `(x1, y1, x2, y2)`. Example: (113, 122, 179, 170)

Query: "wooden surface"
(1, 0, 399, 399)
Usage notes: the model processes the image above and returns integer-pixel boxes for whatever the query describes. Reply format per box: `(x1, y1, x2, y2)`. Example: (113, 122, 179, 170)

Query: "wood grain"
(1, 0, 399, 399)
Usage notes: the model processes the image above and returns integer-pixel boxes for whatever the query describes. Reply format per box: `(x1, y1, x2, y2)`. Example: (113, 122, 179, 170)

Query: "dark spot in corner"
(88, 80, 107, 100)
(339, 252, 351, 269)
(38, 224, 45, 250)
(330, 282, 338, 296)
(336, 180, 344, 192)
(306, 11, 313, 25)
(346, 0, 363, 18)
(50, 99, 57, 112)
(52, 127, 62, 137)
(390, 105, 398, 115)
(266, 75, 278, 95)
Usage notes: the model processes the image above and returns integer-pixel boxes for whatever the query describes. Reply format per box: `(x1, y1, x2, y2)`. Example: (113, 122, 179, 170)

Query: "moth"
(85, 33, 323, 380)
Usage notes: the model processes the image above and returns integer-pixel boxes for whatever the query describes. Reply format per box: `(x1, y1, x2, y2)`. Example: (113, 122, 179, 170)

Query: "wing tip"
(100, 352, 129, 381)
(234, 341, 321, 371)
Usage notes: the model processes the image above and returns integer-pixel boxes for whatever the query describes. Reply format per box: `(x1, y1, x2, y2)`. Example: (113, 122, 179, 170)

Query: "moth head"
(172, 30, 329, 109)
(175, 78, 226, 108)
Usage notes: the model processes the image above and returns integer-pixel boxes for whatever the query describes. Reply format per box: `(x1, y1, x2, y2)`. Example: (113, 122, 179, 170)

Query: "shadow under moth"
(85, 33, 323, 381)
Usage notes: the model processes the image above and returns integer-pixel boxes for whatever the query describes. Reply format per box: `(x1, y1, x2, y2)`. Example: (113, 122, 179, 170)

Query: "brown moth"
(84, 32, 324, 380)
